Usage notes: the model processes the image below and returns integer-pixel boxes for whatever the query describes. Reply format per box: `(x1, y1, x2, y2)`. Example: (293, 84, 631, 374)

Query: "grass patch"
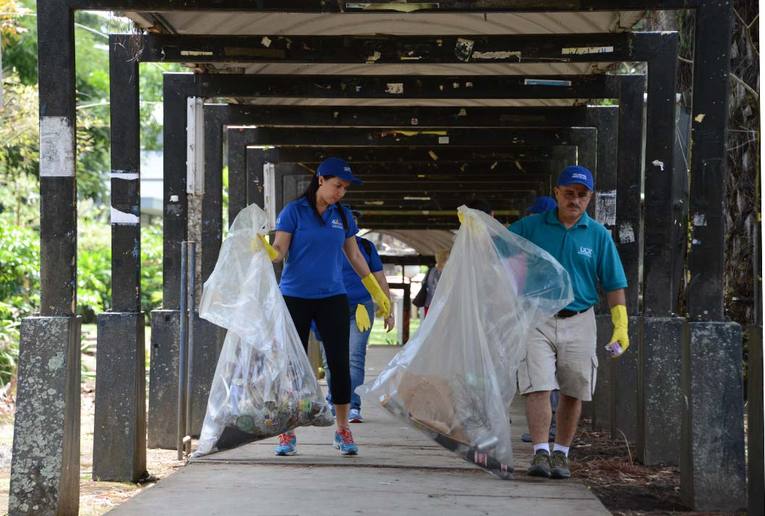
(369, 316, 421, 345)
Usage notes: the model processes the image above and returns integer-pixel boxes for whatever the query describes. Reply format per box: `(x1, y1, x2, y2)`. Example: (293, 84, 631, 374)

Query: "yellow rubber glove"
(606, 304, 629, 358)
(253, 234, 279, 261)
(361, 274, 391, 318)
(355, 304, 371, 332)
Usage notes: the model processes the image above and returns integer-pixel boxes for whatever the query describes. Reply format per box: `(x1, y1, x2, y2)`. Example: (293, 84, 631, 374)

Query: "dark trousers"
(284, 295, 351, 405)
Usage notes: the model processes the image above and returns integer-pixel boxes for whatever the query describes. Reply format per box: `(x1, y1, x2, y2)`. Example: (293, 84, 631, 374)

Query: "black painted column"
(201, 104, 225, 284)
(601, 76, 644, 440)
(148, 73, 192, 449)
(642, 34, 680, 317)
(246, 146, 266, 209)
(161, 74, 191, 309)
(226, 127, 249, 224)
(10, 1, 80, 514)
(92, 35, 147, 482)
(682, 1, 745, 510)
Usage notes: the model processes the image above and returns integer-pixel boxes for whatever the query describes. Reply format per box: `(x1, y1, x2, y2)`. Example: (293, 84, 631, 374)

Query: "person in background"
(519, 195, 560, 445)
(509, 165, 629, 480)
(423, 248, 450, 317)
(526, 195, 557, 216)
(260, 157, 392, 457)
(324, 210, 395, 423)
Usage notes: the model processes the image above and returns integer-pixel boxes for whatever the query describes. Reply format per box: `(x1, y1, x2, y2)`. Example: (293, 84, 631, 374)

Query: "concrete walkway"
(111, 346, 608, 515)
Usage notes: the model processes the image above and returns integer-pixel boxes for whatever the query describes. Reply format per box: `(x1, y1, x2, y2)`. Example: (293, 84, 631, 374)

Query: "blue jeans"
(325, 301, 374, 411)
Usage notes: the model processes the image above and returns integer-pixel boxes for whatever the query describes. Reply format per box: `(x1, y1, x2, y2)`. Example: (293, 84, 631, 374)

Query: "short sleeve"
(508, 218, 525, 238)
(275, 201, 298, 233)
(366, 240, 384, 273)
(343, 205, 359, 238)
(598, 230, 628, 291)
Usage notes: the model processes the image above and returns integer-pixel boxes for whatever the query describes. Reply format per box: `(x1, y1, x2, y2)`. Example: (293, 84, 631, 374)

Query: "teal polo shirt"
(276, 197, 358, 299)
(508, 210, 627, 311)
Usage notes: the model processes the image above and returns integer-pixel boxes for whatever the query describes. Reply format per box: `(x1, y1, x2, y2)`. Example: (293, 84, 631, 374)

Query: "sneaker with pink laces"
(333, 427, 359, 455)
(274, 432, 296, 456)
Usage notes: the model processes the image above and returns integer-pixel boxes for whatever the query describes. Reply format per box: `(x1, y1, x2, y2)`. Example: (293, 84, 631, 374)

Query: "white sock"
(533, 443, 550, 454)
(553, 443, 570, 456)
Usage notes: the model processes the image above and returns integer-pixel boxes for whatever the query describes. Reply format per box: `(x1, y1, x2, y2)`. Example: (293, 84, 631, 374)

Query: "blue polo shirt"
(275, 198, 358, 299)
(342, 237, 383, 306)
(508, 210, 627, 311)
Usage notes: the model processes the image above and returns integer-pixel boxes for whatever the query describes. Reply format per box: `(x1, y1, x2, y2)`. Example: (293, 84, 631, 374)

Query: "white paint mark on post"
(261, 36, 272, 48)
(110, 170, 139, 180)
(180, 50, 214, 56)
(694, 113, 706, 123)
(454, 38, 474, 61)
(111, 207, 139, 225)
(438, 136, 449, 144)
(471, 50, 522, 60)
(366, 50, 381, 63)
(619, 223, 636, 244)
(40, 116, 75, 177)
(428, 150, 438, 161)
(385, 83, 404, 95)
(596, 190, 617, 226)
(187, 97, 205, 195)
(561, 46, 614, 55)
(169, 195, 179, 203)
(651, 159, 665, 171)
(692, 213, 707, 226)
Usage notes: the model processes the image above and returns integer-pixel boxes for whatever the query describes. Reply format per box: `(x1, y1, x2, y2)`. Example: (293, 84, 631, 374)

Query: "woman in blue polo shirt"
(260, 157, 391, 457)
(324, 211, 394, 424)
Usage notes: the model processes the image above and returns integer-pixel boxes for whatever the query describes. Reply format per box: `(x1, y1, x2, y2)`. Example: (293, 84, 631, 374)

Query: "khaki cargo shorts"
(517, 308, 598, 401)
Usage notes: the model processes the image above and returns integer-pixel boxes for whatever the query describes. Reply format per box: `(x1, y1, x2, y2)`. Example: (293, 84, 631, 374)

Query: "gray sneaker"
(527, 450, 551, 478)
(550, 450, 571, 479)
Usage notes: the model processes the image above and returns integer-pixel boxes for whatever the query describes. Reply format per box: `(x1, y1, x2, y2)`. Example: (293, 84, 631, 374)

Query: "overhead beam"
(205, 104, 608, 129)
(230, 126, 594, 147)
(133, 32, 661, 64)
(166, 72, 623, 99)
(72, 0, 698, 11)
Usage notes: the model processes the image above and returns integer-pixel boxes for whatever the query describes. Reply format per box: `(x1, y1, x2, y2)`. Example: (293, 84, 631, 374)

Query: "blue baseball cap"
(317, 157, 363, 185)
(527, 195, 557, 214)
(557, 165, 594, 191)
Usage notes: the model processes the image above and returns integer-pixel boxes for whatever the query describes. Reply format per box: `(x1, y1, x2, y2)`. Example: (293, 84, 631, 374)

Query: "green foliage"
(77, 217, 111, 323)
(0, 223, 39, 385)
(141, 223, 164, 313)
(0, 73, 40, 226)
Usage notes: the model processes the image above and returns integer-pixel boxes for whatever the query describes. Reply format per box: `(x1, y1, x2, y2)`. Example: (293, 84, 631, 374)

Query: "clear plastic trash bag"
(359, 206, 573, 478)
(193, 204, 333, 457)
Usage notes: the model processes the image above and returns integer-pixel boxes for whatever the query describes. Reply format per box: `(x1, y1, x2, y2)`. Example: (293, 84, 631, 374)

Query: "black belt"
(556, 307, 591, 318)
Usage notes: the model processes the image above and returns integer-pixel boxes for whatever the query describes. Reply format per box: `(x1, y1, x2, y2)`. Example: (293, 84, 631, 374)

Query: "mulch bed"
(571, 424, 741, 515)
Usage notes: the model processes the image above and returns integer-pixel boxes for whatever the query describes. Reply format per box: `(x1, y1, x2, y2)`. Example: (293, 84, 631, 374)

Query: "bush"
(77, 219, 111, 323)
(141, 223, 164, 314)
(0, 224, 39, 385)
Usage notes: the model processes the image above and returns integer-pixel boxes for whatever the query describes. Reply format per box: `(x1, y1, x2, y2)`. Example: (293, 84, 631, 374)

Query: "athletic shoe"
(333, 427, 359, 455)
(527, 449, 551, 478)
(550, 450, 571, 479)
(348, 408, 364, 423)
(274, 432, 297, 456)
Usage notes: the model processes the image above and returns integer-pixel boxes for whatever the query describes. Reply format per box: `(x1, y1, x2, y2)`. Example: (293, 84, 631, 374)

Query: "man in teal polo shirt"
(509, 165, 630, 480)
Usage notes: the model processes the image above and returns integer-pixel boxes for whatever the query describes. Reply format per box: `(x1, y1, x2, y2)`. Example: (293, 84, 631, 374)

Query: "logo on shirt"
(330, 218, 344, 230)
(577, 246, 593, 258)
